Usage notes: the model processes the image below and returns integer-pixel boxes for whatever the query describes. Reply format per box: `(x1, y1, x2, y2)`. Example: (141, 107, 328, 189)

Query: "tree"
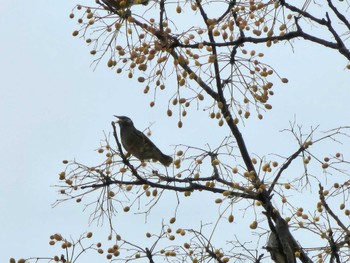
(12, 0, 350, 262)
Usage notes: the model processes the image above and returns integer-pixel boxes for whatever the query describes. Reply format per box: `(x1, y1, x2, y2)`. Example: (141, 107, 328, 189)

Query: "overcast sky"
(1, 0, 349, 262)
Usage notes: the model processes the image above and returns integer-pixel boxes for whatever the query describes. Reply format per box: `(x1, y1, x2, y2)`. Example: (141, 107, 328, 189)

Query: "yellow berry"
(176, 150, 183, 156)
(228, 214, 234, 223)
(223, 190, 231, 196)
(212, 159, 220, 165)
(250, 221, 258, 229)
(176, 5, 182, 13)
(107, 59, 114, 67)
(138, 77, 145, 83)
(59, 172, 66, 180)
(284, 183, 291, 189)
(215, 198, 223, 204)
(197, 93, 204, 100)
(302, 214, 308, 220)
(264, 104, 272, 110)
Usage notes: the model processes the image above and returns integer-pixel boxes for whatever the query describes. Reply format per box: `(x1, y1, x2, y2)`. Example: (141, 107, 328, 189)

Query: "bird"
(114, 116, 173, 166)
(101, 0, 149, 13)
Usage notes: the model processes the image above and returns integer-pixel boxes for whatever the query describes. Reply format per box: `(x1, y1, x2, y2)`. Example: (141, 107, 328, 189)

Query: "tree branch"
(319, 184, 350, 236)
(268, 145, 305, 195)
(326, 0, 350, 31)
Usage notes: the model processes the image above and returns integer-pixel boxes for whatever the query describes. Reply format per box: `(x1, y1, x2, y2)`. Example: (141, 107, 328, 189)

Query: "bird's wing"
(136, 129, 163, 155)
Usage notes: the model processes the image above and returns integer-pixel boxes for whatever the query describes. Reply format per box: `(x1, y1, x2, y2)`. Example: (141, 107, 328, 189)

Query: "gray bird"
(114, 116, 173, 166)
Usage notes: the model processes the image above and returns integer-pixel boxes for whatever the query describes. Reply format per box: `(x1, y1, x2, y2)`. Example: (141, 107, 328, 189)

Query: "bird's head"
(114, 115, 134, 128)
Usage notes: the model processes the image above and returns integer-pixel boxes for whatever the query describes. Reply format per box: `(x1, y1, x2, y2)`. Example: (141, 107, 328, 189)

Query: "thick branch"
(280, 0, 327, 25)
(82, 175, 258, 200)
(326, 0, 350, 31)
(324, 13, 350, 60)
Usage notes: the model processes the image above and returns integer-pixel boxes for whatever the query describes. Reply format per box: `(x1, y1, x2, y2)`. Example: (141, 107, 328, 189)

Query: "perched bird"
(115, 116, 173, 166)
(266, 216, 296, 263)
(101, 0, 149, 12)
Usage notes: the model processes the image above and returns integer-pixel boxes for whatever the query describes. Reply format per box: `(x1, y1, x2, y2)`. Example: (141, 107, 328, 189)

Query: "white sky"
(1, 0, 350, 262)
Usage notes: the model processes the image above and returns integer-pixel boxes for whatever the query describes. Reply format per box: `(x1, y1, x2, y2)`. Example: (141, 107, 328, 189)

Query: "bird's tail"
(159, 154, 173, 167)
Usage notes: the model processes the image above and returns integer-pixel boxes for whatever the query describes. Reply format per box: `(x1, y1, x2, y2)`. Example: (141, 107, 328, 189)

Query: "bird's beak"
(114, 115, 121, 123)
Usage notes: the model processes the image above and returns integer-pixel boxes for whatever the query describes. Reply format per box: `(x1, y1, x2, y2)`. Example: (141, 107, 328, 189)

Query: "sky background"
(1, 0, 350, 262)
